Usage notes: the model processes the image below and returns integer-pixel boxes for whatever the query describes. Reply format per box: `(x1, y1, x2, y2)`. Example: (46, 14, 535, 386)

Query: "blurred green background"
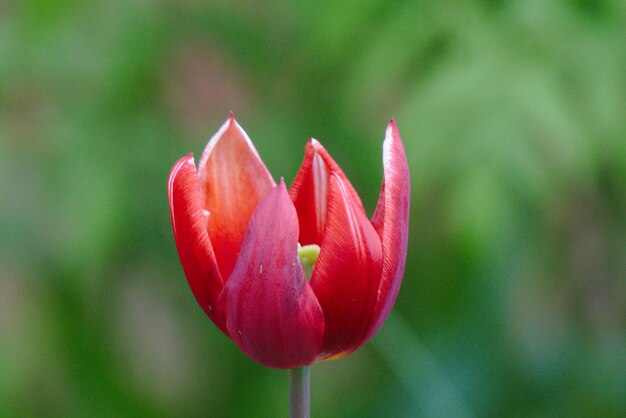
(1, 0, 624, 416)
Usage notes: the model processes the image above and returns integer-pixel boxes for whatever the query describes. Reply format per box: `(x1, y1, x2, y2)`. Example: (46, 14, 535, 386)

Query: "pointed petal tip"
(168, 154, 196, 193)
(386, 118, 400, 139)
(225, 112, 238, 131)
(183, 153, 196, 167)
(178, 152, 195, 165)
(200, 113, 267, 170)
(261, 178, 293, 217)
(309, 138, 324, 151)
(215, 112, 242, 139)
(308, 138, 333, 160)
(226, 112, 243, 129)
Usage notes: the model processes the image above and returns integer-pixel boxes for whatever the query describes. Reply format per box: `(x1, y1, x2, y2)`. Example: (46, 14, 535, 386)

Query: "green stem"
(289, 366, 310, 418)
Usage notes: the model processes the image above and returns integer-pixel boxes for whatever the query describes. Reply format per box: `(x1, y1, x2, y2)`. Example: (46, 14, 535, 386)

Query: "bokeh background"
(1, 0, 624, 416)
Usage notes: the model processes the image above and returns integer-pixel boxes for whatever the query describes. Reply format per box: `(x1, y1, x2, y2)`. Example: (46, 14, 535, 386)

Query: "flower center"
(297, 243, 320, 280)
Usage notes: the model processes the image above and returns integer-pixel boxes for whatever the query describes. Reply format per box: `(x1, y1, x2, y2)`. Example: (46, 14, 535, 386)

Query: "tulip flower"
(167, 114, 409, 415)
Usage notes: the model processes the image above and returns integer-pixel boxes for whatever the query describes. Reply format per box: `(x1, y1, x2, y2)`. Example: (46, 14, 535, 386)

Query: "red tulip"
(168, 114, 409, 369)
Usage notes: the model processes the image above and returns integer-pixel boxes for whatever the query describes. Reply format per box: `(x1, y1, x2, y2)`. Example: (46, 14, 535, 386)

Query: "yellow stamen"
(297, 243, 321, 280)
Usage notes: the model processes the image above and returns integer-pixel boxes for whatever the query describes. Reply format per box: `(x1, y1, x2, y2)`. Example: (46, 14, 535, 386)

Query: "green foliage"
(1, 0, 624, 416)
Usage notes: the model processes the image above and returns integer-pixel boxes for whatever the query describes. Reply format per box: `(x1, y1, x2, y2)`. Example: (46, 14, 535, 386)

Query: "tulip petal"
(366, 120, 410, 341)
(197, 114, 275, 278)
(168, 155, 227, 333)
(220, 180, 325, 369)
(289, 139, 365, 245)
(310, 173, 383, 359)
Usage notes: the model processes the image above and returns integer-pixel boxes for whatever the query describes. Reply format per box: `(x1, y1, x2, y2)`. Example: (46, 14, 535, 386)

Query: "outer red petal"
(167, 154, 227, 334)
(289, 139, 365, 245)
(197, 114, 275, 279)
(365, 120, 410, 341)
(219, 180, 324, 369)
(311, 173, 382, 359)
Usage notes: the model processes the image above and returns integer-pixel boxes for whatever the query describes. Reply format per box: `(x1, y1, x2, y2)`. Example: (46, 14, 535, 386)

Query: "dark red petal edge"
(219, 180, 324, 369)
(168, 154, 227, 334)
(365, 120, 410, 341)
